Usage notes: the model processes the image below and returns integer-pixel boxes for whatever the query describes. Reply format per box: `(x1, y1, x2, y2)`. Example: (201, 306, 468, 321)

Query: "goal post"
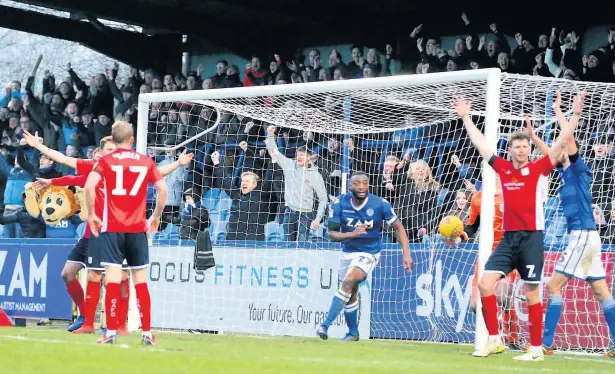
(474, 70, 501, 350)
(131, 68, 615, 354)
(134, 68, 502, 341)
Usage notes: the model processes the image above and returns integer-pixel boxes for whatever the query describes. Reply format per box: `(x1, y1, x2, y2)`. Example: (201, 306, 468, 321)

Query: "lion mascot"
(24, 183, 87, 226)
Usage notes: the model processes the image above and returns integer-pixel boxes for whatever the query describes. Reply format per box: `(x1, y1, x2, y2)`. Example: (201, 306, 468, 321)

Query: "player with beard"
(453, 92, 585, 361)
(317, 172, 413, 341)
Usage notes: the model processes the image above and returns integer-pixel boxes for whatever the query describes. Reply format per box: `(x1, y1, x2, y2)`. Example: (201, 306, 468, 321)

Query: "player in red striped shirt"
(85, 122, 168, 345)
(453, 92, 585, 361)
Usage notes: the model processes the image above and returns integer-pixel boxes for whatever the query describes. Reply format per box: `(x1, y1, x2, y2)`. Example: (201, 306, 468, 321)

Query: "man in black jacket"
(0, 193, 46, 238)
(16, 142, 62, 181)
(224, 171, 271, 241)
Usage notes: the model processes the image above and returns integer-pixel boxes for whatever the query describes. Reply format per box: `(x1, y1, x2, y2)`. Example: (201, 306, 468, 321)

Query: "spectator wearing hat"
(93, 111, 113, 146)
(77, 107, 96, 147)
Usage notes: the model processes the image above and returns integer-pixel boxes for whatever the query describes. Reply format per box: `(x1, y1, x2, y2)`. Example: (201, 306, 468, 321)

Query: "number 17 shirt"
(93, 149, 162, 233)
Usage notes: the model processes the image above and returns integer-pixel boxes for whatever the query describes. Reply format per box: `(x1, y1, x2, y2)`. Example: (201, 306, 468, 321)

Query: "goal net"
(135, 69, 614, 353)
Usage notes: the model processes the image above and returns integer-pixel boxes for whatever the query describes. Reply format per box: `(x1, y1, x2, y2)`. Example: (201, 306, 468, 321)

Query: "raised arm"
(553, 91, 580, 155)
(524, 116, 550, 156)
(156, 151, 193, 176)
(16, 146, 36, 177)
(548, 90, 586, 164)
(264, 125, 291, 167)
(452, 97, 494, 161)
(22, 130, 77, 169)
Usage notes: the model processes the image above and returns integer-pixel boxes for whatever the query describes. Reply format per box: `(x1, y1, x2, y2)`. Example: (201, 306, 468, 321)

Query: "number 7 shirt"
(488, 155, 555, 231)
(93, 149, 162, 233)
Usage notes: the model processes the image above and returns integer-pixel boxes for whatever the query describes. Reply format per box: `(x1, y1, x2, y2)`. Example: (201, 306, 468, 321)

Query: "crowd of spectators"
(1, 16, 615, 247)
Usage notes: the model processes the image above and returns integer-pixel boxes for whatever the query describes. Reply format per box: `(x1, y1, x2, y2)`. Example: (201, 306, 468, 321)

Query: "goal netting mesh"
(139, 71, 615, 353)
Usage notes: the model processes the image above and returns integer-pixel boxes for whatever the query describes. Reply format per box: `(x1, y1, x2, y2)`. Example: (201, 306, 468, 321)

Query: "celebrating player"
(84, 122, 167, 345)
(453, 91, 585, 361)
(317, 171, 413, 341)
(527, 92, 615, 357)
(464, 174, 521, 350)
(20, 132, 117, 332)
(23, 130, 192, 334)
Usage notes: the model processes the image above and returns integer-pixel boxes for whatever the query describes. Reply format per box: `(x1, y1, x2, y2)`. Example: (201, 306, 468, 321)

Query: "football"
(439, 215, 464, 238)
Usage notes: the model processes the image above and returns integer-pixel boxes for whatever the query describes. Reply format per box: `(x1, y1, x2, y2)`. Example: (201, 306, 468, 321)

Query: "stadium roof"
(1, 0, 614, 69)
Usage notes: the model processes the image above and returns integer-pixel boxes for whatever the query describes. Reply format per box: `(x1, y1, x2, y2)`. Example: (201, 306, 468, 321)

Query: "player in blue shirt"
(316, 171, 413, 341)
(531, 92, 615, 357)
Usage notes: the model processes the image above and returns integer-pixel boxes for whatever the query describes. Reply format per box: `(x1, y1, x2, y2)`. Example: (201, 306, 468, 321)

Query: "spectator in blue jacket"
(0, 151, 32, 238)
(0, 81, 25, 107)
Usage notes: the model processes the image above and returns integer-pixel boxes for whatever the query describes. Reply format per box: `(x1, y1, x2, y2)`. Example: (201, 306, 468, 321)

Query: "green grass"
(0, 328, 613, 374)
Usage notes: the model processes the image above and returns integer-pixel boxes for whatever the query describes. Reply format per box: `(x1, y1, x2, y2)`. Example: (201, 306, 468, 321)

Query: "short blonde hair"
(99, 136, 113, 149)
(241, 171, 260, 182)
(111, 121, 133, 144)
(384, 155, 399, 163)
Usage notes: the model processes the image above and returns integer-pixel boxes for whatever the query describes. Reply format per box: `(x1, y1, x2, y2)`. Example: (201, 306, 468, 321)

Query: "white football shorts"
(555, 230, 606, 281)
(338, 252, 381, 281)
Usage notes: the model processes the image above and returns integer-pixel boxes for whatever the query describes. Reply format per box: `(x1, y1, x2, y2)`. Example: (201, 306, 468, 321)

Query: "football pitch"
(0, 329, 613, 374)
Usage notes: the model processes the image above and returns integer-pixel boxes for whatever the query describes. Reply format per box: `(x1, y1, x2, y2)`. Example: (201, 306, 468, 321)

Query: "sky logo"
(415, 259, 472, 333)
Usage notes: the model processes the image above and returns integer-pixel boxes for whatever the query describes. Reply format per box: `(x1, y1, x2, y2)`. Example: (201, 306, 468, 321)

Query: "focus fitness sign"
(147, 244, 371, 338)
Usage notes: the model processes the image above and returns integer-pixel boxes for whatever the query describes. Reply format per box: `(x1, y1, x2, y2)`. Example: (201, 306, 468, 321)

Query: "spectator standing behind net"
(157, 149, 188, 231)
(219, 170, 271, 241)
(179, 189, 210, 240)
(265, 125, 328, 242)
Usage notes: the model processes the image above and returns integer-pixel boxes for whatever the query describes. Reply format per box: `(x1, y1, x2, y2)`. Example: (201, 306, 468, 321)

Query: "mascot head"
(37, 185, 80, 225)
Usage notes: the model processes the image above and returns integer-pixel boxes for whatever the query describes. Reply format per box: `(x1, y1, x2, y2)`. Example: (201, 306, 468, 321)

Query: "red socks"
(528, 302, 543, 347)
(105, 283, 120, 332)
(135, 283, 151, 332)
(117, 278, 130, 329)
(84, 281, 101, 328)
(66, 279, 85, 316)
(481, 294, 500, 336)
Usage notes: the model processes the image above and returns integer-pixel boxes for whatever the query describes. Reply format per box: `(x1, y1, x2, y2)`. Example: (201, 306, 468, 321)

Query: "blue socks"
(544, 295, 615, 348)
(542, 295, 563, 348)
(344, 301, 359, 336)
(601, 298, 615, 346)
(322, 289, 350, 328)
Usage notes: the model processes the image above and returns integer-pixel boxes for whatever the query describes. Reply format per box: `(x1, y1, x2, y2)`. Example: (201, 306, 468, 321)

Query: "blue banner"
(0, 240, 73, 320)
(0, 238, 612, 334)
(371, 244, 478, 342)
